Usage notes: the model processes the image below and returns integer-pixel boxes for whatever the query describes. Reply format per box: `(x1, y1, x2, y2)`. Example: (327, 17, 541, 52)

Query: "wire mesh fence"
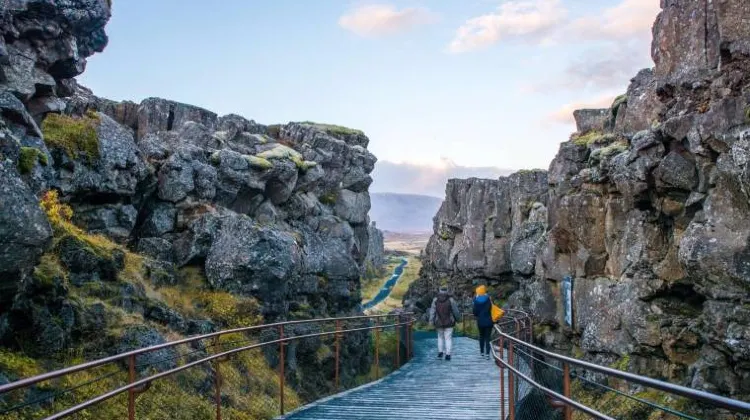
(0, 314, 415, 420)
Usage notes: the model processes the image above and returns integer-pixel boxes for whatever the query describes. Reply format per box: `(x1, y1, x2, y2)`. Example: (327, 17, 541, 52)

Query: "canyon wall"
(407, 0, 750, 401)
(0, 0, 383, 408)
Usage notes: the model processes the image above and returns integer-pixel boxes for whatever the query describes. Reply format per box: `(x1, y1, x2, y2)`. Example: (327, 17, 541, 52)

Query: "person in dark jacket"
(473, 285, 494, 359)
(429, 286, 461, 361)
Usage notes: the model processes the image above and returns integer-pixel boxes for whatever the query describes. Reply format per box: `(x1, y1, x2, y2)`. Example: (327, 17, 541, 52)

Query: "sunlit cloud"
(566, 0, 659, 41)
(448, 0, 567, 53)
(338, 4, 438, 37)
(371, 159, 513, 196)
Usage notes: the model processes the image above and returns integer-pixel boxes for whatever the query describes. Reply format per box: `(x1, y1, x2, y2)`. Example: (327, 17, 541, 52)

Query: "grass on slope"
(364, 256, 422, 314)
(0, 191, 300, 419)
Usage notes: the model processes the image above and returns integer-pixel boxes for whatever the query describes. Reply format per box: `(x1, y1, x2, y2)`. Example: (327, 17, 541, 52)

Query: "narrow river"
(362, 258, 408, 310)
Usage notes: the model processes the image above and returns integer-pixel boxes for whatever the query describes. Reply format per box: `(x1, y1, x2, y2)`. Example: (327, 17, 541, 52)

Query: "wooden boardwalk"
(279, 335, 515, 420)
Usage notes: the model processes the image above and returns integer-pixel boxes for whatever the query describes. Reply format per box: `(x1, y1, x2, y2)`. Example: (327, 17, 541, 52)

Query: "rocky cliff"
(408, 0, 750, 403)
(0, 0, 382, 413)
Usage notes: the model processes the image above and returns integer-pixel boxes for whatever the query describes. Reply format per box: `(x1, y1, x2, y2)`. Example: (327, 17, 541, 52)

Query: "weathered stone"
(654, 151, 698, 191)
(0, 161, 52, 300)
(573, 109, 608, 133)
(334, 189, 370, 224)
(137, 238, 174, 262)
(56, 113, 151, 198)
(72, 203, 138, 241)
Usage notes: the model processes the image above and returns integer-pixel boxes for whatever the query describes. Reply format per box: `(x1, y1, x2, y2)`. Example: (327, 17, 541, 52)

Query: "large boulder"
(54, 112, 151, 198)
(205, 215, 302, 315)
(0, 160, 52, 300)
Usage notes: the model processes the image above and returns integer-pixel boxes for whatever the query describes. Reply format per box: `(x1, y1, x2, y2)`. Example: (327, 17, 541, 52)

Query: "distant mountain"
(370, 160, 514, 197)
(370, 193, 443, 233)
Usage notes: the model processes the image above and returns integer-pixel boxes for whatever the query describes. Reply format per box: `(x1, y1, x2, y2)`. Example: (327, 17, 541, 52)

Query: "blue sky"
(80, 0, 659, 190)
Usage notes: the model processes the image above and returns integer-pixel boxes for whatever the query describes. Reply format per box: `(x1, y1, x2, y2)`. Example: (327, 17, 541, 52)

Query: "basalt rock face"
(409, 0, 750, 403)
(405, 172, 549, 320)
(0, 0, 381, 405)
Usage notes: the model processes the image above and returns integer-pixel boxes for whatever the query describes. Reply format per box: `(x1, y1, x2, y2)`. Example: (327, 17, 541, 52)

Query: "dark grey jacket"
(428, 292, 461, 328)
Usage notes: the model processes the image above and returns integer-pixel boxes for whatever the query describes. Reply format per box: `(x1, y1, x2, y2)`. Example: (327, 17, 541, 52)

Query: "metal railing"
(0, 313, 415, 419)
(490, 312, 750, 420)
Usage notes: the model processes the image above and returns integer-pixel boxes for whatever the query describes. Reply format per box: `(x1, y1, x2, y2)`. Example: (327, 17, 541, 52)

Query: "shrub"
(41, 112, 100, 163)
(17, 147, 48, 174)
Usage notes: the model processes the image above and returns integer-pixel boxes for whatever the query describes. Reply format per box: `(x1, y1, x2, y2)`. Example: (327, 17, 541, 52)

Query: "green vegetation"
(591, 141, 629, 161)
(364, 256, 422, 314)
(571, 130, 616, 147)
(299, 121, 364, 137)
(611, 94, 628, 120)
(4, 191, 299, 419)
(611, 353, 631, 371)
(319, 191, 338, 205)
(41, 112, 100, 164)
(17, 147, 48, 174)
(256, 144, 316, 170)
(572, 381, 696, 420)
(244, 155, 274, 170)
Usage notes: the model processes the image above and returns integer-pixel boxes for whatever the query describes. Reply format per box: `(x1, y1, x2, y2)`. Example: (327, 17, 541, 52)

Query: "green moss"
(611, 353, 631, 371)
(299, 121, 364, 137)
(0, 349, 43, 379)
(256, 144, 312, 170)
(299, 160, 317, 171)
(41, 112, 100, 164)
(244, 155, 274, 170)
(33, 254, 67, 287)
(571, 130, 615, 146)
(17, 147, 48, 174)
(591, 141, 629, 161)
(320, 191, 338, 205)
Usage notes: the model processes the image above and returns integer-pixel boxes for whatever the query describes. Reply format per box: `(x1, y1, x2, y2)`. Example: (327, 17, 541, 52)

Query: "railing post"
(128, 355, 136, 420)
(499, 335, 505, 420)
(335, 320, 341, 391)
(463, 313, 467, 337)
(279, 325, 285, 416)
(407, 319, 412, 362)
(375, 318, 380, 379)
(211, 335, 223, 420)
(563, 362, 572, 420)
(508, 339, 515, 420)
(396, 316, 401, 368)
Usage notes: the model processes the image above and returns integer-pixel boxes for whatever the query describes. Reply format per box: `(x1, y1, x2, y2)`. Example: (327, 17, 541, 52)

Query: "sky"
(79, 0, 660, 195)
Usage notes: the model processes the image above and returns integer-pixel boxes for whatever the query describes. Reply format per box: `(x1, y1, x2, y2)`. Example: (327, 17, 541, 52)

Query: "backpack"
(435, 296, 455, 328)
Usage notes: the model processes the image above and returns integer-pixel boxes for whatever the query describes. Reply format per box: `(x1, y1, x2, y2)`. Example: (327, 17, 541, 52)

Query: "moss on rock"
(17, 147, 48, 174)
(244, 155, 273, 170)
(300, 121, 363, 136)
(41, 112, 100, 164)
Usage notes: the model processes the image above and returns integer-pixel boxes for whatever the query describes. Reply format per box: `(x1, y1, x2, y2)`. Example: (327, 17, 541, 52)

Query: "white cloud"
(547, 93, 617, 125)
(566, 0, 660, 41)
(338, 4, 438, 37)
(448, 0, 659, 53)
(529, 42, 651, 92)
(447, 0, 567, 53)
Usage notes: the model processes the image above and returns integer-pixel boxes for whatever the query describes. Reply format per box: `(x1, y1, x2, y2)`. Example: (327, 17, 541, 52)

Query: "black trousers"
(478, 326, 492, 354)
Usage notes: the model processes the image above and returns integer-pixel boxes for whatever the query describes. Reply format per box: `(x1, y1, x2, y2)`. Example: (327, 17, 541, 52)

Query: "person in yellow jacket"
(472, 285, 499, 360)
